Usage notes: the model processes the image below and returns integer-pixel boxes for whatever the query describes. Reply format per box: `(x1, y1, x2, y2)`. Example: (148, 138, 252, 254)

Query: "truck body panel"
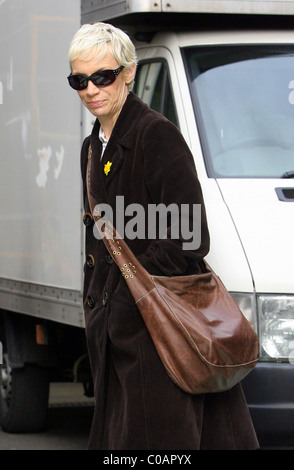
(0, 0, 84, 327)
(0, 0, 82, 290)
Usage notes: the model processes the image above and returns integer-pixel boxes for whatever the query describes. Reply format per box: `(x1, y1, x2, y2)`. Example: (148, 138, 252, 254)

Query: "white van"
(131, 29, 294, 447)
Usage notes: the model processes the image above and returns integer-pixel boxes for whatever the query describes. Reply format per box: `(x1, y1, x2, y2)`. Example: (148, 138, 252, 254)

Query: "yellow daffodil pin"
(104, 161, 112, 176)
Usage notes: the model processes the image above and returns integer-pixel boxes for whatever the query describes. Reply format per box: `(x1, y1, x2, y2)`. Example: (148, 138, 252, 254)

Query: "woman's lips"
(88, 100, 105, 108)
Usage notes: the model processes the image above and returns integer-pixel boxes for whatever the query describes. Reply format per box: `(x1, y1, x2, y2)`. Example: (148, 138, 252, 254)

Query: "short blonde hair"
(68, 22, 137, 90)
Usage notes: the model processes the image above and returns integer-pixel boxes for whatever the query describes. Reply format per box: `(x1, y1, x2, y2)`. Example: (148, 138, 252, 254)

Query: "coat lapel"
(88, 123, 105, 205)
(100, 140, 124, 189)
(88, 122, 125, 204)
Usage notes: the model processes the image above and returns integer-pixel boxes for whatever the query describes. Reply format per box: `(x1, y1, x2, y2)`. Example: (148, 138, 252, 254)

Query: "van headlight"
(258, 295, 294, 361)
(230, 293, 294, 363)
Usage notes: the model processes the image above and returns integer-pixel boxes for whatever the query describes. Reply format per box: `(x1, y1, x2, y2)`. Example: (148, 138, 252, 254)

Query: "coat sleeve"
(138, 117, 210, 276)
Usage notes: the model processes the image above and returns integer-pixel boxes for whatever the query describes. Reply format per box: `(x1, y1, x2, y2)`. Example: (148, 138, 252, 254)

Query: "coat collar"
(108, 91, 146, 148)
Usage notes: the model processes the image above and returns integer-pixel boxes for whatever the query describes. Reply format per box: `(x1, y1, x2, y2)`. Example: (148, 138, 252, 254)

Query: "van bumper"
(241, 362, 294, 449)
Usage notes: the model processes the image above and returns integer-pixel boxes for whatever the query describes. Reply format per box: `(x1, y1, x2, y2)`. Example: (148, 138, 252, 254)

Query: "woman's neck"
(98, 118, 115, 141)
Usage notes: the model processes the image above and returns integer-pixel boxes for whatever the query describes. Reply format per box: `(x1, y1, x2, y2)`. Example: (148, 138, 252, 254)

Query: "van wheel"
(0, 352, 49, 433)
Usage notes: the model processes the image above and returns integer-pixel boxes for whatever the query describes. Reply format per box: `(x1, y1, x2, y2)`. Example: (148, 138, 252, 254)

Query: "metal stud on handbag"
(86, 150, 259, 394)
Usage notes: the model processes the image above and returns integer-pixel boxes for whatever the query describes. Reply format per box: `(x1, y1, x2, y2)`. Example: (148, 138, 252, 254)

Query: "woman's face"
(71, 48, 135, 128)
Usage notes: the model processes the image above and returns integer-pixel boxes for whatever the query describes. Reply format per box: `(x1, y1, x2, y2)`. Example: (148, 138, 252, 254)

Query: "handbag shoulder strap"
(86, 145, 155, 300)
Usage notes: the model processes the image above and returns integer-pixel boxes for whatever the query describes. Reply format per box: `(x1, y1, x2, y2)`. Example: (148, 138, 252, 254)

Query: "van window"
(134, 60, 178, 126)
(183, 45, 294, 178)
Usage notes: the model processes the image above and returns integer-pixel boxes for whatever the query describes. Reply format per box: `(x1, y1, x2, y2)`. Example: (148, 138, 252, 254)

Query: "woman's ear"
(125, 63, 137, 86)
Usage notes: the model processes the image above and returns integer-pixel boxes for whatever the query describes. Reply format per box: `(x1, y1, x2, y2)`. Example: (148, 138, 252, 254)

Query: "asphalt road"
(0, 382, 94, 450)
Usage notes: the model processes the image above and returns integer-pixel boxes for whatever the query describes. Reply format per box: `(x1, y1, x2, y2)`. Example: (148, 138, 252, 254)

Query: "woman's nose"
(86, 80, 101, 95)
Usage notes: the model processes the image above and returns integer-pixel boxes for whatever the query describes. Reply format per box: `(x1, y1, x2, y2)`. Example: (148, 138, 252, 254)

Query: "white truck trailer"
(1, 0, 294, 448)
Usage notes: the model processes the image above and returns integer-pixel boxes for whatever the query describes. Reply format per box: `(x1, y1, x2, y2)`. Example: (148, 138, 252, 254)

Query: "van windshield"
(183, 45, 294, 178)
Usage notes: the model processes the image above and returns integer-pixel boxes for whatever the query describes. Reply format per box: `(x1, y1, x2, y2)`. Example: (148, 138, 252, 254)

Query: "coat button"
(86, 295, 95, 309)
(102, 291, 109, 306)
(105, 254, 114, 265)
(83, 212, 93, 226)
(86, 254, 95, 269)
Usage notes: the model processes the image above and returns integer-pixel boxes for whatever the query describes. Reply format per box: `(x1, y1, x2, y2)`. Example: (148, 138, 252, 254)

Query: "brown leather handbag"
(86, 156, 259, 395)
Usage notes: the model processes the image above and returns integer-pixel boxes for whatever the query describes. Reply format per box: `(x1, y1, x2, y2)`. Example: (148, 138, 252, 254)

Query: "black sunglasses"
(67, 66, 124, 90)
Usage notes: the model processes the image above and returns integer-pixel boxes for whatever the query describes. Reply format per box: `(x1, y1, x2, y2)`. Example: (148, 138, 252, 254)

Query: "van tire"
(0, 353, 49, 433)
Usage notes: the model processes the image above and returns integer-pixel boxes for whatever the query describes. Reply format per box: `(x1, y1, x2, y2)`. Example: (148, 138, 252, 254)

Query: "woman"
(67, 22, 258, 450)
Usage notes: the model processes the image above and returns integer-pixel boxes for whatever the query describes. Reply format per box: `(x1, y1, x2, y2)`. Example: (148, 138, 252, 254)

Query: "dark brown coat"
(81, 92, 258, 450)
